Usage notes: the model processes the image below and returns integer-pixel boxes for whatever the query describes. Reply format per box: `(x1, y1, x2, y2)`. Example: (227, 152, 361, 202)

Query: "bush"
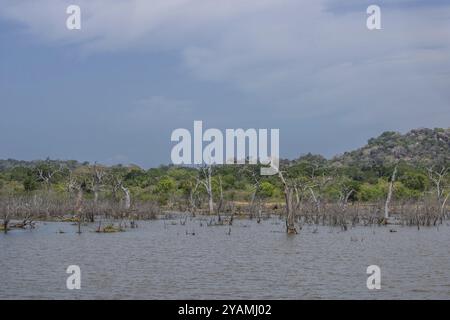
(23, 177, 38, 192)
(259, 181, 276, 198)
(358, 180, 387, 201)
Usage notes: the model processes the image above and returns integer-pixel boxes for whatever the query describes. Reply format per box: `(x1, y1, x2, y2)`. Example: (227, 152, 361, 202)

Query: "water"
(1, 217, 449, 299)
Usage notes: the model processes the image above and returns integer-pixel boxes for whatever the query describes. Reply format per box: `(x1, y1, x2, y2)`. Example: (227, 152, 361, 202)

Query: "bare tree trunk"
(278, 171, 297, 234)
(257, 199, 262, 223)
(231, 203, 236, 225)
(208, 194, 214, 216)
(75, 187, 83, 234)
(249, 190, 257, 219)
(293, 186, 301, 213)
(91, 163, 106, 221)
(207, 168, 214, 216)
(121, 186, 131, 210)
(189, 191, 196, 217)
(189, 183, 198, 217)
(216, 176, 223, 221)
(339, 189, 354, 212)
(3, 218, 8, 234)
(441, 193, 449, 218)
(285, 188, 296, 233)
(428, 166, 449, 216)
(308, 187, 320, 214)
(200, 166, 214, 216)
(94, 187, 99, 206)
(385, 165, 398, 220)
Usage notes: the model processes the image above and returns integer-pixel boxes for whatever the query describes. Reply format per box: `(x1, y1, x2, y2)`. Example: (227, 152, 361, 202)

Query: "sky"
(0, 0, 449, 168)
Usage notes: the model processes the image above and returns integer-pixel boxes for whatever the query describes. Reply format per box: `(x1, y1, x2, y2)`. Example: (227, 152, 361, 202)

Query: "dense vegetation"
(1, 128, 449, 233)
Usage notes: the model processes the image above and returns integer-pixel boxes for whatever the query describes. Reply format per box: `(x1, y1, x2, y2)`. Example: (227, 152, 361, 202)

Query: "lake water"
(1, 217, 449, 299)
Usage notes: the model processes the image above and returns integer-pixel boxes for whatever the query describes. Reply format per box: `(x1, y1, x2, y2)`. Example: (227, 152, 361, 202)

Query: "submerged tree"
(1, 199, 11, 233)
(91, 163, 107, 209)
(278, 170, 297, 234)
(384, 165, 398, 220)
(427, 166, 449, 217)
(198, 165, 214, 217)
(67, 168, 88, 233)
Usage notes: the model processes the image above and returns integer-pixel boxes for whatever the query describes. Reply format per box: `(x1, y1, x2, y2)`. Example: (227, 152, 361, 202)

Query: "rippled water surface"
(1, 218, 450, 299)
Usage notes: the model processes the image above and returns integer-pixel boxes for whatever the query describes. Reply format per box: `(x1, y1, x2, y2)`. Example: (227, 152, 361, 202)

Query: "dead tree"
(121, 185, 131, 210)
(244, 167, 261, 219)
(278, 170, 297, 234)
(289, 178, 311, 223)
(385, 165, 398, 220)
(188, 178, 201, 217)
(215, 175, 224, 221)
(308, 176, 332, 223)
(427, 166, 449, 217)
(36, 163, 64, 190)
(68, 172, 84, 234)
(306, 164, 333, 217)
(35, 163, 64, 218)
(333, 176, 355, 228)
(92, 163, 107, 207)
(1, 201, 11, 234)
(199, 165, 214, 217)
(113, 177, 131, 212)
(338, 181, 355, 212)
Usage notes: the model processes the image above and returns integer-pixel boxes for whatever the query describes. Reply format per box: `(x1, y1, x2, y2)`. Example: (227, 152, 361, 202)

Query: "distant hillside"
(1, 128, 449, 171)
(0, 159, 84, 171)
(332, 128, 450, 168)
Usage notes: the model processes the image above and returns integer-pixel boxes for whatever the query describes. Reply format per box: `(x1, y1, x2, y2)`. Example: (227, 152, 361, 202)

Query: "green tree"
(259, 181, 276, 199)
(23, 176, 38, 192)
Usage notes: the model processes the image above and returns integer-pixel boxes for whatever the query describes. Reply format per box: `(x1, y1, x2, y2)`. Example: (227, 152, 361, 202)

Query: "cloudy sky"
(0, 0, 449, 167)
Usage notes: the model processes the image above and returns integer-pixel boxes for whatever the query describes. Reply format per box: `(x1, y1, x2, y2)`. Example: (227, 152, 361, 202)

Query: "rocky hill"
(1, 128, 449, 171)
(332, 128, 450, 168)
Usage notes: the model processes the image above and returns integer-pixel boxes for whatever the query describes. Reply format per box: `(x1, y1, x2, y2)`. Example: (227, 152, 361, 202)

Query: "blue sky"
(1, 0, 449, 168)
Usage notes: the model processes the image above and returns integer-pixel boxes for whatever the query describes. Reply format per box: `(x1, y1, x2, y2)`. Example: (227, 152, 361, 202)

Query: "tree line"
(0, 155, 449, 233)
